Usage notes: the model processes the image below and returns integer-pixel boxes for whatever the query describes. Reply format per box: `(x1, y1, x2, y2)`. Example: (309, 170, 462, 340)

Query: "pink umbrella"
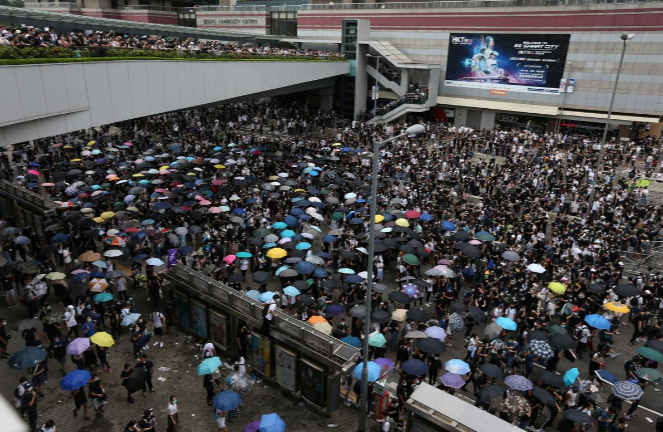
(404, 210, 421, 219)
(154, 188, 168, 193)
(209, 207, 222, 214)
(123, 142, 133, 146)
(199, 200, 211, 206)
(223, 255, 236, 264)
(438, 259, 452, 265)
(212, 179, 224, 186)
(159, 170, 171, 175)
(41, 183, 54, 187)
(468, 240, 482, 245)
(28, 170, 40, 175)
(71, 269, 90, 274)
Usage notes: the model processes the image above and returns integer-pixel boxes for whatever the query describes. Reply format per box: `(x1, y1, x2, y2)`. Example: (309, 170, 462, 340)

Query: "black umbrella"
(252, 271, 269, 285)
(299, 294, 315, 306)
(646, 339, 663, 353)
(563, 409, 593, 425)
(292, 280, 308, 291)
(549, 334, 575, 351)
(459, 244, 481, 258)
(469, 306, 488, 323)
(349, 305, 367, 318)
(614, 283, 639, 297)
(339, 250, 356, 259)
(388, 291, 413, 304)
(69, 282, 89, 298)
(372, 310, 390, 324)
(537, 371, 565, 388)
(417, 338, 446, 355)
(479, 384, 505, 402)
(529, 330, 550, 341)
(480, 363, 504, 378)
(587, 283, 605, 294)
(227, 274, 245, 283)
(125, 367, 146, 394)
(321, 280, 337, 290)
(452, 231, 470, 242)
(11, 318, 41, 332)
(533, 386, 557, 407)
(406, 308, 428, 322)
(17, 262, 38, 274)
(450, 301, 468, 312)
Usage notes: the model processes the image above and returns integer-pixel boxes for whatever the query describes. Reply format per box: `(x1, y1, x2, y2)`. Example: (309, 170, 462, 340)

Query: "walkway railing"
(23, 2, 79, 8)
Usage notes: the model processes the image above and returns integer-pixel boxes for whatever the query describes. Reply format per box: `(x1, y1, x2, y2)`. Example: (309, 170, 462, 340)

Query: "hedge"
(0, 56, 346, 66)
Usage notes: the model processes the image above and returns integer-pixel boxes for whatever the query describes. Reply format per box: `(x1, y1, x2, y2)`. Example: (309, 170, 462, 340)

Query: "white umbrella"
(104, 250, 123, 257)
(526, 263, 546, 274)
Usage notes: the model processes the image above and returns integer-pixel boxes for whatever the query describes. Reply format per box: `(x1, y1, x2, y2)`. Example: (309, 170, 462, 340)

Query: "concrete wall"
(196, 10, 270, 34)
(297, 3, 663, 119)
(0, 60, 349, 146)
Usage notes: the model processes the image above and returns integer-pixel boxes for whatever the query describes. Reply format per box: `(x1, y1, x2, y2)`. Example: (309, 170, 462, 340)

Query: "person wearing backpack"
(623, 356, 638, 381)
(574, 323, 591, 359)
(261, 294, 279, 339)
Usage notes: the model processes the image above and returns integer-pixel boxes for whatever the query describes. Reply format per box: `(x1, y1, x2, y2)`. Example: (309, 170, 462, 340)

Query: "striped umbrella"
(528, 339, 555, 360)
(448, 313, 465, 333)
(612, 381, 644, 401)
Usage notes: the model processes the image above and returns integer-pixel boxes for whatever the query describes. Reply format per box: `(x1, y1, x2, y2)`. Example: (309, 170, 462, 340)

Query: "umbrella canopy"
(368, 333, 387, 347)
(121, 313, 141, 327)
(402, 359, 429, 376)
(341, 336, 362, 348)
(549, 334, 576, 351)
(483, 322, 503, 339)
(528, 340, 555, 360)
(444, 359, 470, 375)
(448, 313, 465, 332)
(505, 375, 533, 391)
(213, 391, 242, 411)
(198, 357, 223, 376)
(604, 302, 630, 313)
(646, 339, 663, 353)
(614, 283, 640, 297)
(60, 369, 92, 391)
(496, 317, 517, 331)
(440, 372, 465, 389)
(637, 346, 663, 362)
(406, 308, 428, 323)
(533, 386, 557, 407)
(501, 396, 530, 417)
(612, 381, 644, 401)
(354, 361, 381, 381)
(259, 413, 286, 432)
(7, 346, 48, 369)
(417, 338, 446, 355)
(584, 314, 611, 330)
(479, 384, 505, 402)
(424, 326, 447, 341)
(563, 368, 580, 387)
(537, 370, 565, 388)
(125, 366, 146, 394)
(635, 368, 662, 382)
(480, 363, 504, 378)
(595, 369, 619, 385)
(469, 306, 488, 324)
(526, 263, 546, 274)
(90, 331, 114, 347)
(66, 337, 90, 355)
(563, 409, 593, 425)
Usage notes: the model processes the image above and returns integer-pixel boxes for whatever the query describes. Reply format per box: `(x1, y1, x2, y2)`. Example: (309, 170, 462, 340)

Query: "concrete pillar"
(399, 68, 409, 94)
(480, 110, 496, 130)
(454, 107, 468, 127)
(320, 94, 333, 113)
(353, 20, 371, 120)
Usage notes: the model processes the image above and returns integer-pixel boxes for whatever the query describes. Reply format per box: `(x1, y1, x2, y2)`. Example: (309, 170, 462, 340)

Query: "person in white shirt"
(152, 309, 165, 348)
(261, 294, 279, 339)
(167, 395, 178, 432)
(64, 305, 79, 338)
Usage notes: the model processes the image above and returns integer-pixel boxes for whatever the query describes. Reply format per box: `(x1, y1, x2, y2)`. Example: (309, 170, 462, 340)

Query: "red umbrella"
(405, 210, 421, 219)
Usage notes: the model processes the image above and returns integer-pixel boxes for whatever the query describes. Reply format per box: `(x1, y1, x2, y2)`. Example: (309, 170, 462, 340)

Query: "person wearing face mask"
(0, 317, 10, 359)
(139, 408, 156, 432)
(167, 395, 178, 432)
(48, 336, 67, 377)
(88, 373, 106, 416)
(82, 316, 96, 338)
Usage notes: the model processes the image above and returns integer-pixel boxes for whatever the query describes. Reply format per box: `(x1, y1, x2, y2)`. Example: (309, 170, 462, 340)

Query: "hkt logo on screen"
(450, 36, 473, 44)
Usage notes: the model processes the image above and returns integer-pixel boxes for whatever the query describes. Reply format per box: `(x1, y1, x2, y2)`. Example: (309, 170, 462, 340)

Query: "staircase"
(367, 103, 430, 124)
(367, 64, 403, 96)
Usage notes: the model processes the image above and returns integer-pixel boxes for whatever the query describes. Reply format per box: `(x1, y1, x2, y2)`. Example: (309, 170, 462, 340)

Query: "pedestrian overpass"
(0, 59, 349, 146)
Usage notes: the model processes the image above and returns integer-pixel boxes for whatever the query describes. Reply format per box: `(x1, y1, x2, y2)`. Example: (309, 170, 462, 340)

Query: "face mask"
(173, 400, 178, 404)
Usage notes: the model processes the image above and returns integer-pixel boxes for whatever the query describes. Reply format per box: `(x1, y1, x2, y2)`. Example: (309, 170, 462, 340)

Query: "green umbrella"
(402, 254, 420, 265)
(635, 368, 662, 382)
(548, 325, 568, 336)
(253, 227, 271, 237)
(637, 346, 663, 362)
(476, 233, 496, 242)
(369, 333, 387, 347)
(338, 268, 355, 274)
(332, 212, 344, 220)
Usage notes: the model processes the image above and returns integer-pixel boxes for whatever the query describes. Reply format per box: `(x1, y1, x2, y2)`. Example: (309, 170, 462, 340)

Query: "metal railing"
(23, 2, 79, 8)
(196, 4, 269, 11)
(118, 5, 179, 12)
(297, 0, 660, 9)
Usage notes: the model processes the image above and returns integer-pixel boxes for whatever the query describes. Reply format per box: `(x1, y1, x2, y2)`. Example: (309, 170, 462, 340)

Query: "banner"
(209, 310, 227, 351)
(567, 79, 575, 93)
(275, 345, 297, 392)
(445, 33, 570, 94)
(167, 248, 178, 268)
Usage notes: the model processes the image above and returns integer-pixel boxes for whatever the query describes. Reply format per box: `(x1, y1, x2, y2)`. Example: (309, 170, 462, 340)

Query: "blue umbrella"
(403, 284, 418, 297)
(312, 268, 329, 278)
(60, 369, 92, 391)
(345, 274, 364, 284)
(246, 290, 261, 301)
(283, 286, 300, 296)
(321, 234, 338, 242)
(326, 305, 345, 316)
(294, 261, 314, 275)
(132, 254, 148, 261)
(259, 413, 286, 432)
(402, 359, 429, 376)
(94, 293, 114, 303)
(595, 369, 619, 384)
(419, 213, 434, 221)
(584, 314, 611, 330)
(259, 292, 275, 302)
(354, 361, 381, 381)
(121, 313, 141, 327)
(213, 391, 241, 411)
(51, 233, 70, 243)
(496, 317, 518, 331)
(290, 208, 304, 216)
(275, 265, 290, 276)
(232, 208, 246, 215)
(444, 359, 471, 375)
(7, 346, 48, 369)
(341, 336, 362, 348)
(236, 252, 253, 258)
(441, 221, 457, 231)
(563, 368, 580, 387)
(295, 242, 311, 250)
(197, 357, 222, 376)
(283, 215, 298, 227)
(272, 222, 287, 229)
(281, 229, 296, 238)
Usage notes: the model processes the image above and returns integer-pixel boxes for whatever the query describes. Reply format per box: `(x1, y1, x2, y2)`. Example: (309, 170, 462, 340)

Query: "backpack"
(573, 325, 586, 340)
(262, 302, 272, 318)
(624, 359, 634, 373)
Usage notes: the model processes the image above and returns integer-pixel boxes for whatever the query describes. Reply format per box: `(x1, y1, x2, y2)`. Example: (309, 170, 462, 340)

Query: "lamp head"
(621, 34, 635, 41)
(405, 124, 426, 135)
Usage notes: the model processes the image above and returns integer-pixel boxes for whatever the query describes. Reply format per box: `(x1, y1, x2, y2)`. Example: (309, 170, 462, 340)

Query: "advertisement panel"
(250, 332, 272, 377)
(209, 311, 228, 352)
(274, 345, 297, 392)
(445, 33, 570, 94)
(300, 358, 325, 408)
(190, 299, 208, 339)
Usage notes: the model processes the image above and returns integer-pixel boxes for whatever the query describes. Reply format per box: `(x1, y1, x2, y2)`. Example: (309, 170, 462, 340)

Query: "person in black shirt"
(427, 354, 442, 385)
(136, 354, 155, 397)
(203, 373, 215, 406)
(22, 383, 38, 432)
(71, 386, 90, 420)
(120, 363, 135, 403)
(88, 373, 106, 416)
(0, 317, 10, 358)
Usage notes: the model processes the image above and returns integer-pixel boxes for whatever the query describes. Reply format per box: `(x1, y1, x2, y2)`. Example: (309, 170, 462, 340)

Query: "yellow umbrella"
(313, 322, 333, 335)
(308, 316, 328, 325)
(391, 309, 408, 322)
(374, 215, 385, 223)
(605, 302, 630, 313)
(160, 166, 170, 171)
(93, 217, 105, 223)
(548, 282, 567, 293)
(266, 248, 287, 259)
(63, 145, 74, 149)
(87, 140, 96, 146)
(332, 143, 342, 146)
(71, 158, 81, 162)
(294, 189, 306, 192)
(100, 211, 115, 219)
(79, 251, 101, 262)
(90, 331, 115, 348)
(45, 272, 66, 280)
(395, 218, 410, 227)
(214, 164, 226, 169)
(132, 174, 144, 178)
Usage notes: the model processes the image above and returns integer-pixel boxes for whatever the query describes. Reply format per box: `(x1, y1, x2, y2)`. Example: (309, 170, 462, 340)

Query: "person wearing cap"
(139, 408, 157, 431)
(64, 305, 79, 339)
(88, 373, 106, 416)
(21, 382, 38, 432)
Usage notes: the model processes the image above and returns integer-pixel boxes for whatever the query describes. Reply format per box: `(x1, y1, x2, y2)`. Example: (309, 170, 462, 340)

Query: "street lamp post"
(554, 61, 572, 136)
(586, 34, 634, 218)
(357, 123, 425, 432)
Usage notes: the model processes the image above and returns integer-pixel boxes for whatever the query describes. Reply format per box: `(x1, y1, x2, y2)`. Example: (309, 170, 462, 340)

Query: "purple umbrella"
(374, 357, 394, 372)
(326, 304, 345, 316)
(95, 158, 106, 164)
(440, 372, 465, 389)
(66, 337, 90, 355)
(242, 420, 260, 432)
(505, 375, 534, 391)
(403, 284, 418, 297)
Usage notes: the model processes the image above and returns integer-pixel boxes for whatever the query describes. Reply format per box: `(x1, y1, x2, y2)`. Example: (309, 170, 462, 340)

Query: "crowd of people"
(0, 25, 346, 59)
(0, 96, 662, 432)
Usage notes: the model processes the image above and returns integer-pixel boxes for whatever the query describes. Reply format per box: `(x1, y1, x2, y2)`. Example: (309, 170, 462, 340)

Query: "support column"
(353, 20, 371, 120)
(480, 110, 496, 130)
(454, 107, 468, 127)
